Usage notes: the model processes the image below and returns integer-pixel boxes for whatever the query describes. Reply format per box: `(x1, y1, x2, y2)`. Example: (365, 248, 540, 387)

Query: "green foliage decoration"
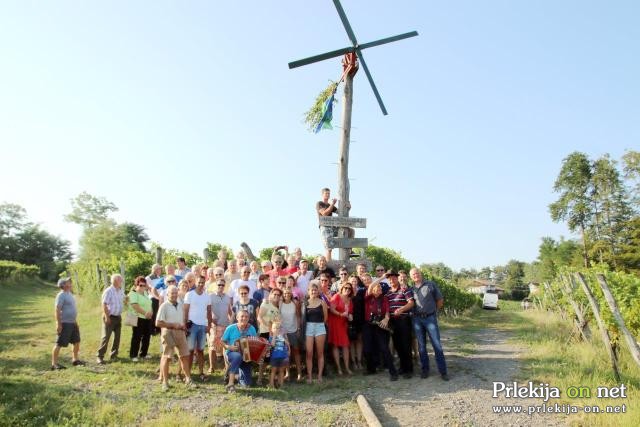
(303, 80, 338, 132)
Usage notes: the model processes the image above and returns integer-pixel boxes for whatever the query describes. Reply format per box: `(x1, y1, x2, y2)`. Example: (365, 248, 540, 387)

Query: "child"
(268, 321, 290, 388)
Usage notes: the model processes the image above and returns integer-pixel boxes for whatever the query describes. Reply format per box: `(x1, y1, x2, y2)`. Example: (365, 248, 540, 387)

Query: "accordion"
(235, 336, 270, 363)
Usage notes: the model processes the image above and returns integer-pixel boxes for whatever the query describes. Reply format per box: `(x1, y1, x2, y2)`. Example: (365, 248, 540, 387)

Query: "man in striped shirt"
(385, 269, 415, 379)
(96, 274, 125, 364)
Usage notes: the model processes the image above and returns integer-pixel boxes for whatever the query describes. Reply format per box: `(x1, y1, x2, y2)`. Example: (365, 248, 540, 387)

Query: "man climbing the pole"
(316, 187, 350, 261)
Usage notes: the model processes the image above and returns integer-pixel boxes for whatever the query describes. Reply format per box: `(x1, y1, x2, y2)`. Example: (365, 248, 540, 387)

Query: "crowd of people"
(51, 247, 450, 393)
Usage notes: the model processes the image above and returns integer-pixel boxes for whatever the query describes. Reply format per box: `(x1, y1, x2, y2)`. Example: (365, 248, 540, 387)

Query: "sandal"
(225, 384, 236, 393)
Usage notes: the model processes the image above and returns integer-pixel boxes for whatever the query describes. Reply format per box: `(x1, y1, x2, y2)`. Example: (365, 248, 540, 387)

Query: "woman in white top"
(280, 288, 302, 381)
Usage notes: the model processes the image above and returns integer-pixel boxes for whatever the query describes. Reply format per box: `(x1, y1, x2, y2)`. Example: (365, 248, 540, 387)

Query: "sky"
(1, 1, 638, 271)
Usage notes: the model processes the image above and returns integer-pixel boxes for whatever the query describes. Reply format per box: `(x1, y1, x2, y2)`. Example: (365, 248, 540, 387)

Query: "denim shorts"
(187, 324, 207, 351)
(270, 357, 289, 368)
(305, 322, 326, 337)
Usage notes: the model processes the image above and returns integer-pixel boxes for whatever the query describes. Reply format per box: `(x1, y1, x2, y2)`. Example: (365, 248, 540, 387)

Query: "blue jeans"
(226, 351, 253, 386)
(413, 314, 447, 375)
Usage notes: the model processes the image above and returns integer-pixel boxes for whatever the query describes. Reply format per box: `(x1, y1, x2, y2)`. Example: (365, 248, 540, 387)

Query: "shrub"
(0, 260, 40, 282)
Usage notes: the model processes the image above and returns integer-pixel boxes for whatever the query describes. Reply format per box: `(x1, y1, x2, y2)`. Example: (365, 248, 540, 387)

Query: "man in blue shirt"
(410, 268, 449, 381)
(222, 310, 257, 392)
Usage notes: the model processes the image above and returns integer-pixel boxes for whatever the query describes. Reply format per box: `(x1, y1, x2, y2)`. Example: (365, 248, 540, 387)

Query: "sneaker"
(96, 358, 105, 365)
(144, 355, 153, 360)
(72, 360, 86, 366)
(441, 373, 450, 381)
(131, 357, 139, 362)
(390, 374, 398, 381)
(51, 364, 66, 370)
(420, 371, 429, 379)
(403, 372, 413, 379)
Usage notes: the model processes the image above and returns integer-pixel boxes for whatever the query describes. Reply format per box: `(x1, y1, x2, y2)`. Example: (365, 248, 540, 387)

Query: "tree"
(478, 267, 492, 280)
(118, 222, 149, 252)
(590, 155, 633, 267)
(364, 245, 412, 273)
(549, 152, 593, 267)
(0, 203, 71, 280)
(622, 150, 640, 209)
(536, 236, 581, 282)
(14, 225, 72, 280)
(64, 192, 118, 227)
(0, 203, 29, 236)
(420, 262, 454, 280)
(79, 220, 149, 260)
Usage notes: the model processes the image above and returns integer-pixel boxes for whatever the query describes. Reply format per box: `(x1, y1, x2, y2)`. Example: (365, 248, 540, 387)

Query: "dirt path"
(362, 326, 568, 426)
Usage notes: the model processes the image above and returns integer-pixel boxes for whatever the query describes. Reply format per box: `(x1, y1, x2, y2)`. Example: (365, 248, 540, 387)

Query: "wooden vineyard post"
(560, 275, 590, 342)
(73, 270, 80, 293)
(595, 274, 640, 369)
(119, 260, 126, 284)
(95, 263, 101, 290)
(575, 272, 621, 382)
(155, 247, 163, 265)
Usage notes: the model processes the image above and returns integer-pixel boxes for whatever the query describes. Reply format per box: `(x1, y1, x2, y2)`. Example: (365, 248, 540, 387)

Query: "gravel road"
(362, 326, 567, 426)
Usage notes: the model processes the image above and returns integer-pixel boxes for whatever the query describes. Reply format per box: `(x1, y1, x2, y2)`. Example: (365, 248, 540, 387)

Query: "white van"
(482, 286, 499, 310)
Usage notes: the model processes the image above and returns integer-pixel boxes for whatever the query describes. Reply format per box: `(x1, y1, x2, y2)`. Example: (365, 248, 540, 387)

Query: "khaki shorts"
(161, 329, 189, 358)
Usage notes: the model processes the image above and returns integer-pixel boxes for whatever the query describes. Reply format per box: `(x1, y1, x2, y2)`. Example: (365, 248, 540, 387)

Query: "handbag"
(347, 321, 358, 341)
(124, 310, 138, 327)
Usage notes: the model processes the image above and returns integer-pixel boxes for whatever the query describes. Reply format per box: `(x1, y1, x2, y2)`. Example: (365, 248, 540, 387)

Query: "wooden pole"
(119, 260, 126, 285)
(560, 275, 590, 341)
(574, 273, 621, 382)
(337, 65, 354, 263)
(155, 247, 163, 265)
(73, 270, 80, 293)
(595, 273, 640, 368)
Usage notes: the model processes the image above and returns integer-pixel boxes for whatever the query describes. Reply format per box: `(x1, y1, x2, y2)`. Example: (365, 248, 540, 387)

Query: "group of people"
(51, 247, 450, 393)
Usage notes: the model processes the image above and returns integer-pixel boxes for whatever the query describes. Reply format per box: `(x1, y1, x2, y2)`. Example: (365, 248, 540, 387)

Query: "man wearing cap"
(96, 274, 125, 364)
(51, 277, 85, 370)
(385, 269, 415, 378)
(208, 278, 232, 374)
(410, 268, 449, 381)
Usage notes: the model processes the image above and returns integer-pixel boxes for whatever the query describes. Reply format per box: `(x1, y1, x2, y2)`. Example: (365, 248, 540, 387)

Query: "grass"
(441, 300, 639, 427)
(0, 279, 363, 426)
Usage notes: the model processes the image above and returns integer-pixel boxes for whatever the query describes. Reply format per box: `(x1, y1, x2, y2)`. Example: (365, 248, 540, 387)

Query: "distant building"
(467, 279, 505, 296)
(528, 282, 540, 294)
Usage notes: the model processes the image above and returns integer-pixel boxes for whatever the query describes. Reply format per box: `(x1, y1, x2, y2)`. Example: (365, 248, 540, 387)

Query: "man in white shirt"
(183, 276, 212, 380)
(293, 259, 313, 296)
(228, 266, 257, 302)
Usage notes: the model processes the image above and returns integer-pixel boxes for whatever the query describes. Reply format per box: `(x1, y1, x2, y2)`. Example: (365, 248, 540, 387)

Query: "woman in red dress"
(328, 281, 353, 375)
